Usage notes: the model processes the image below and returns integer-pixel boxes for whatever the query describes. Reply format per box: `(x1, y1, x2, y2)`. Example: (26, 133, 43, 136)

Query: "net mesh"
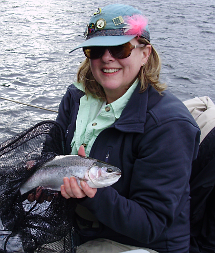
(0, 121, 76, 253)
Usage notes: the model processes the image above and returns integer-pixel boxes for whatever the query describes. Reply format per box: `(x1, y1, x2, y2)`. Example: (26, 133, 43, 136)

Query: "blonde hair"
(137, 38, 167, 93)
(77, 38, 166, 100)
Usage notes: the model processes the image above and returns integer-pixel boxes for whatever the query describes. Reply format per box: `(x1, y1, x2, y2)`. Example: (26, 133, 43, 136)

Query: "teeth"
(103, 69, 119, 73)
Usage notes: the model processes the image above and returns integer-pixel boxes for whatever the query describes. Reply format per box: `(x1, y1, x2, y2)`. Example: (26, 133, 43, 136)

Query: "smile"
(102, 69, 120, 73)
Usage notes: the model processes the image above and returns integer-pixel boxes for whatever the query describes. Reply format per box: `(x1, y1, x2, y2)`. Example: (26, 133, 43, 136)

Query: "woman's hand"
(60, 145, 97, 199)
(61, 176, 97, 199)
(27, 187, 58, 203)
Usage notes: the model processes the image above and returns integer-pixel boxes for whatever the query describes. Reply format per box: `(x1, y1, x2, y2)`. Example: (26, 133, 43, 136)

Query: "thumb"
(78, 145, 86, 157)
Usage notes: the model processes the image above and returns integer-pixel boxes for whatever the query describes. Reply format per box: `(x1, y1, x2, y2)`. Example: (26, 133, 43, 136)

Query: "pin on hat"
(70, 4, 150, 53)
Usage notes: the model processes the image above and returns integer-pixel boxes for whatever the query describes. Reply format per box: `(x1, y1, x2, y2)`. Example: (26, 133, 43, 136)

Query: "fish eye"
(106, 168, 113, 173)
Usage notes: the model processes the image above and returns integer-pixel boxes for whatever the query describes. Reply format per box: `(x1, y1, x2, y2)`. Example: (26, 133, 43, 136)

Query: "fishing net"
(0, 121, 76, 253)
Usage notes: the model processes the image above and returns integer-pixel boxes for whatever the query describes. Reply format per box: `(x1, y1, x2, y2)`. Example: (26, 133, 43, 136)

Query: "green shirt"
(71, 80, 139, 156)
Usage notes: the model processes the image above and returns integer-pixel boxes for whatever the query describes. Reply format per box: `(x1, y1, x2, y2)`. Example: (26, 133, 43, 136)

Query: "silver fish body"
(20, 155, 121, 195)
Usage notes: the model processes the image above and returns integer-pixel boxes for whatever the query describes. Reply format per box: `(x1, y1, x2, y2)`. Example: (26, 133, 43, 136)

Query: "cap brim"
(69, 35, 136, 53)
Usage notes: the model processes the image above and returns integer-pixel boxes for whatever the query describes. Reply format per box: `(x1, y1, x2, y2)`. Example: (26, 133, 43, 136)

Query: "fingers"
(27, 187, 58, 203)
(35, 186, 44, 203)
(78, 145, 86, 157)
(61, 177, 86, 199)
(61, 177, 77, 199)
(27, 192, 35, 202)
(80, 181, 97, 198)
(27, 187, 43, 202)
(61, 177, 97, 199)
(25, 160, 36, 170)
(61, 185, 71, 199)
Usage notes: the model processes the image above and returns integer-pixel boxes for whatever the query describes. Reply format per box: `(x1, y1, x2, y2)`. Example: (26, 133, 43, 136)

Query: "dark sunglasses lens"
(83, 47, 106, 59)
(110, 43, 132, 59)
(83, 43, 133, 59)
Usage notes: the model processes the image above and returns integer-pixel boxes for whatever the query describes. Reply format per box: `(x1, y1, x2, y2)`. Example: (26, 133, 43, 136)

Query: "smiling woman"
(77, 42, 165, 103)
(88, 38, 151, 103)
(45, 3, 201, 253)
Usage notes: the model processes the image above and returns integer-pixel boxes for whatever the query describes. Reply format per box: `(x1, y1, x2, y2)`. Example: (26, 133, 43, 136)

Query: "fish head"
(87, 162, 121, 188)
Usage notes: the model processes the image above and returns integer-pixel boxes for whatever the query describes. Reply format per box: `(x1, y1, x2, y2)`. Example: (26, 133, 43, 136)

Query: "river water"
(0, 0, 215, 143)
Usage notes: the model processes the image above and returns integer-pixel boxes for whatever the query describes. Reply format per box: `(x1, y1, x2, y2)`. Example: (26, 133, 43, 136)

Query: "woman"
(57, 4, 200, 253)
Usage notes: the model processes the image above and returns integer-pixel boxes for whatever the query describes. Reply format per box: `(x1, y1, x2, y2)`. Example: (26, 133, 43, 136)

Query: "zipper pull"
(105, 150, 110, 163)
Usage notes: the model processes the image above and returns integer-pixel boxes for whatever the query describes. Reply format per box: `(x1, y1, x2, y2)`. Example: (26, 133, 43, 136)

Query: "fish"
(20, 155, 121, 195)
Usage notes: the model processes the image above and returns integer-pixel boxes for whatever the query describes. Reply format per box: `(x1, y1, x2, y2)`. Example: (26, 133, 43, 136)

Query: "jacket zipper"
(105, 147, 112, 163)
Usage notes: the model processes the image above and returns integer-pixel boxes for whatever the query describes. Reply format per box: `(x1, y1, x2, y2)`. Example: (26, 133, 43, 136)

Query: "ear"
(141, 45, 152, 66)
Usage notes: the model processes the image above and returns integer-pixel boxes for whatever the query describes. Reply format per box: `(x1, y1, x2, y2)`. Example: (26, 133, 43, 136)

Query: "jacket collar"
(69, 82, 162, 134)
(113, 82, 149, 133)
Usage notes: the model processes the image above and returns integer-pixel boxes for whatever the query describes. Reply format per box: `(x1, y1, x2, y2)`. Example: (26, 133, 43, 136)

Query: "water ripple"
(0, 0, 215, 142)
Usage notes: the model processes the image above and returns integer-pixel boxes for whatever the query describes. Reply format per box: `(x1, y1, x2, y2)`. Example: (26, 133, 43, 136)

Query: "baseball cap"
(70, 4, 150, 53)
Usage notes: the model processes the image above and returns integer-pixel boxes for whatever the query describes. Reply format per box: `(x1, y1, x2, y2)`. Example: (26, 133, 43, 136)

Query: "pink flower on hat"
(125, 14, 148, 37)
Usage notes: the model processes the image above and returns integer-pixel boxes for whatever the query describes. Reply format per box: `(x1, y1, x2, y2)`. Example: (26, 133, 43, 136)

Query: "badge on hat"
(84, 23, 96, 37)
(94, 8, 101, 15)
(112, 16, 124, 26)
(95, 18, 106, 30)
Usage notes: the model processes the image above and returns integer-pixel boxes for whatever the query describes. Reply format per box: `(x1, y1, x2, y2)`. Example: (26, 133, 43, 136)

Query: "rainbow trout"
(20, 155, 121, 195)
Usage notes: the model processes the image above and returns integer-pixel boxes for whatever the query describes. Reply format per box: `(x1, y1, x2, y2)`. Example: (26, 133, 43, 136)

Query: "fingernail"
(70, 177, 77, 184)
(81, 181, 86, 188)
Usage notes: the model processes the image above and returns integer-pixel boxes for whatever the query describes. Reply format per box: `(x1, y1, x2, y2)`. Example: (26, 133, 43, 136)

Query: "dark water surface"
(1, 0, 215, 142)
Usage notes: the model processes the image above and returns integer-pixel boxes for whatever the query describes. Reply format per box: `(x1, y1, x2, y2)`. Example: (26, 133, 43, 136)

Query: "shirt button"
(105, 106, 110, 112)
(92, 122, 97, 126)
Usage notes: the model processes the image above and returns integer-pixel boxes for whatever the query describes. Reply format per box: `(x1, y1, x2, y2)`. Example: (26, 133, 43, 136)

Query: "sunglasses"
(83, 42, 146, 60)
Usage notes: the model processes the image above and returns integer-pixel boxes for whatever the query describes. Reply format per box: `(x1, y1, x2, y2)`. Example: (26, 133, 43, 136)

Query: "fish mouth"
(111, 171, 121, 176)
(87, 169, 121, 188)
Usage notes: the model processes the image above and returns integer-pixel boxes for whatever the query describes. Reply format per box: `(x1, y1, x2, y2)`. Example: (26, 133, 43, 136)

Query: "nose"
(101, 49, 115, 62)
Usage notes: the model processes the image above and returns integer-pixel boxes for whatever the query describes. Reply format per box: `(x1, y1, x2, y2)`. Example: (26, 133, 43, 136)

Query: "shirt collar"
(74, 79, 139, 120)
(110, 79, 139, 119)
(73, 82, 85, 92)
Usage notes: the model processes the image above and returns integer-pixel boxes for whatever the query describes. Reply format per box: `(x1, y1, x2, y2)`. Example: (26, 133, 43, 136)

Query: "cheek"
(122, 60, 142, 78)
(90, 60, 100, 74)
(121, 53, 143, 71)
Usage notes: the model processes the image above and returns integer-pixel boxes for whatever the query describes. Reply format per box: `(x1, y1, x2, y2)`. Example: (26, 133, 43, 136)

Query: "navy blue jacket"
(56, 83, 200, 253)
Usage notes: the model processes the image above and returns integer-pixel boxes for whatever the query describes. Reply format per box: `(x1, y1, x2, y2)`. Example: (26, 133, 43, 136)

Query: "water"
(0, 0, 215, 142)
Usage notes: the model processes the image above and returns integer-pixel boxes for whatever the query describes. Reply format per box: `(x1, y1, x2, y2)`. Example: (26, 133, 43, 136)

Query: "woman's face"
(90, 38, 151, 103)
